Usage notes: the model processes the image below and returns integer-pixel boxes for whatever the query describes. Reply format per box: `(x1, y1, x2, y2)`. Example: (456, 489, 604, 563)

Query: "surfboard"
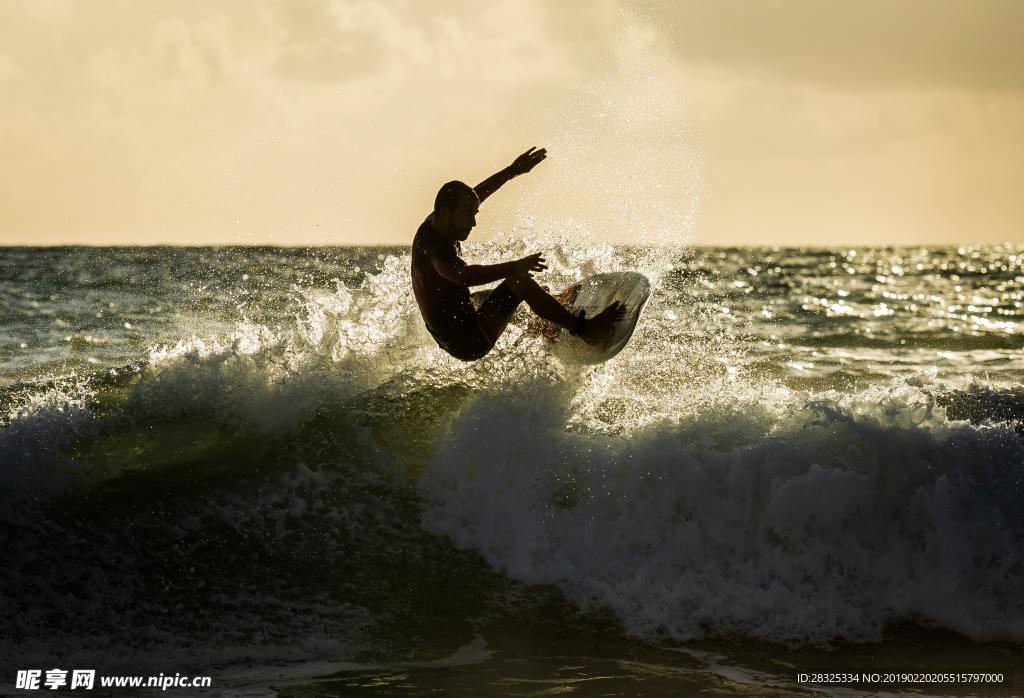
(544, 271, 650, 364)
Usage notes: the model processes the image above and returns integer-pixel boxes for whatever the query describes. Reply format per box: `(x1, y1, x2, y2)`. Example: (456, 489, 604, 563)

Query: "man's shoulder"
(413, 217, 456, 258)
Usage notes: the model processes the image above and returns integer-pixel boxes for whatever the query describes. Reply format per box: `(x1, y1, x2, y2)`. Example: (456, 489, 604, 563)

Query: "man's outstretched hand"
(509, 146, 547, 176)
(513, 252, 548, 276)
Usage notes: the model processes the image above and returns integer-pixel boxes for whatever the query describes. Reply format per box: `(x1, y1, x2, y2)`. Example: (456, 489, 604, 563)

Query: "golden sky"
(1, 0, 1022, 246)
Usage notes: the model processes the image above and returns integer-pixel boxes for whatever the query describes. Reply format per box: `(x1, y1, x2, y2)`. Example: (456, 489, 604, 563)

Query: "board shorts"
(428, 281, 522, 361)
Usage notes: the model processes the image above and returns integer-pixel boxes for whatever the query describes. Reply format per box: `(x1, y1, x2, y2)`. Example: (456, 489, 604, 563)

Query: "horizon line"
(2, 241, 1022, 250)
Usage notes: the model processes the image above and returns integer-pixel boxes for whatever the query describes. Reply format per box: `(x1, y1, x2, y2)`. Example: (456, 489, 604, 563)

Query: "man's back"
(410, 217, 472, 340)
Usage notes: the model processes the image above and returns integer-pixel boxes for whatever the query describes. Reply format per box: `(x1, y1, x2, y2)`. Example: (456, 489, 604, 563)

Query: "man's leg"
(506, 274, 578, 327)
(476, 280, 525, 345)
(490, 273, 624, 345)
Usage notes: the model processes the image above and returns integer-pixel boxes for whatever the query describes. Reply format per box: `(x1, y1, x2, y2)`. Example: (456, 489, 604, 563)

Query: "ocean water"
(2, 241, 1023, 696)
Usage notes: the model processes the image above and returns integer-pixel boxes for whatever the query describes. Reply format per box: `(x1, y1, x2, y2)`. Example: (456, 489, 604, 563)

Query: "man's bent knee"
(505, 273, 539, 297)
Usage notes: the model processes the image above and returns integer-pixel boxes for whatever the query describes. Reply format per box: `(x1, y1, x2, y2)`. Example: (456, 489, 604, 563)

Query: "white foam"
(418, 380, 1024, 645)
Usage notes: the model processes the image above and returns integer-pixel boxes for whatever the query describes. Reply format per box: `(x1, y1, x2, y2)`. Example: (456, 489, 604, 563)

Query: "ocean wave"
(419, 381, 1024, 646)
(3, 243, 1024, 659)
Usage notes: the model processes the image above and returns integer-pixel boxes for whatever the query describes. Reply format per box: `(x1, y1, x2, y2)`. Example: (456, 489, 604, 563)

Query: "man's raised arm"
(474, 146, 547, 203)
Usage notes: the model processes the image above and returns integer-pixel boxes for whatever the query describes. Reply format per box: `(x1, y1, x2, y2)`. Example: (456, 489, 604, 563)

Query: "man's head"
(433, 181, 479, 241)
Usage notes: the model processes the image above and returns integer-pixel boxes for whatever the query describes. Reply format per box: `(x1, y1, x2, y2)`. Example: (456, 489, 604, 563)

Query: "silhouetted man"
(411, 147, 622, 361)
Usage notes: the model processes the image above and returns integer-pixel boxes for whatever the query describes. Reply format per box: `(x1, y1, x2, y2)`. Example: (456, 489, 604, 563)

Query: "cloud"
(625, 0, 1024, 92)
(0, 0, 1021, 245)
(0, 0, 628, 244)
(270, 0, 394, 82)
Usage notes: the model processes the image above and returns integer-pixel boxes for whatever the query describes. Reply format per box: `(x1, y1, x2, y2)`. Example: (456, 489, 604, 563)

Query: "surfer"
(411, 147, 623, 361)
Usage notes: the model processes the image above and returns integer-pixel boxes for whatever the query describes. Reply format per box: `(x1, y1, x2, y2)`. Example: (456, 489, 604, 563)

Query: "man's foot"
(581, 301, 625, 345)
